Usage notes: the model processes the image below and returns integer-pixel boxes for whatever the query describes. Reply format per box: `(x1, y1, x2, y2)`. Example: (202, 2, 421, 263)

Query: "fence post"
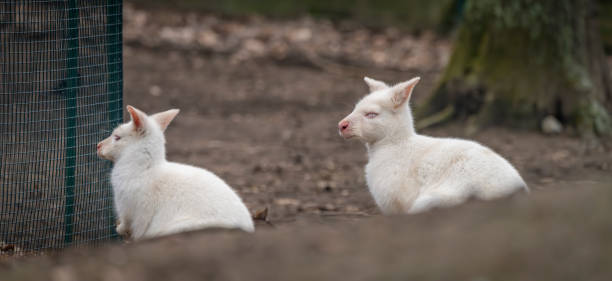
(105, 0, 123, 236)
(63, 0, 80, 246)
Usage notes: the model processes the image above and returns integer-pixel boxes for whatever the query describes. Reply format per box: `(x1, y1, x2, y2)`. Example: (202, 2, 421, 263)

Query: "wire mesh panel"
(0, 0, 122, 253)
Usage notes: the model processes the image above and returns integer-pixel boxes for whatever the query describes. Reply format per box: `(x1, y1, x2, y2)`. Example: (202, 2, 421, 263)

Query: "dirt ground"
(118, 46, 612, 223)
(2, 6, 612, 280)
(2, 182, 612, 281)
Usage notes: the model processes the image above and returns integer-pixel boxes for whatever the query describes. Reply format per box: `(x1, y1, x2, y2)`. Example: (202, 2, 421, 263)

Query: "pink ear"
(391, 77, 420, 109)
(150, 109, 180, 132)
(401, 82, 418, 101)
(126, 105, 144, 131)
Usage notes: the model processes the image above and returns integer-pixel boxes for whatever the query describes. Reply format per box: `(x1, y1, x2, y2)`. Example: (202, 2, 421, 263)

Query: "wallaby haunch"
(338, 77, 528, 214)
(97, 106, 254, 241)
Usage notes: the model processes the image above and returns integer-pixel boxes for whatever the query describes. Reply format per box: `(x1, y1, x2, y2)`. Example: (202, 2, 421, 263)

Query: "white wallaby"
(338, 76, 528, 214)
(97, 105, 254, 241)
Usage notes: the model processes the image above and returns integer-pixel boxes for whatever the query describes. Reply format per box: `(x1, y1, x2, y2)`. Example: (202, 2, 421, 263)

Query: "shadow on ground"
(2, 181, 611, 281)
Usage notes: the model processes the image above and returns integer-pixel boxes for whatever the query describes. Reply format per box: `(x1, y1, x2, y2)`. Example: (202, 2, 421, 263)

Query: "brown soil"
(2, 9, 612, 279)
(1, 179, 611, 281)
(119, 46, 611, 223)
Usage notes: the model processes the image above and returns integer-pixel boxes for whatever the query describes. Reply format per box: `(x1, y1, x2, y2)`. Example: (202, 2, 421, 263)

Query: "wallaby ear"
(126, 105, 147, 132)
(150, 109, 180, 132)
(364, 76, 388, 92)
(390, 77, 420, 109)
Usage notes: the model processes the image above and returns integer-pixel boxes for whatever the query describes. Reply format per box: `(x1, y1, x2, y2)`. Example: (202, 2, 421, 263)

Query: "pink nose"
(338, 120, 349, 132)
(96, 142, 102, 151)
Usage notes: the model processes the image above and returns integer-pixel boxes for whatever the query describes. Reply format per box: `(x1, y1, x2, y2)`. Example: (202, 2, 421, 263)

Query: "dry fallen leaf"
(252, 207, 269, 221)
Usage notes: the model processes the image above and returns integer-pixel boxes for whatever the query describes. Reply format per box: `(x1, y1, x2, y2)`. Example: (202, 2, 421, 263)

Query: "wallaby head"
(97, 105, 179, 163)
(338, 76, 420, 144)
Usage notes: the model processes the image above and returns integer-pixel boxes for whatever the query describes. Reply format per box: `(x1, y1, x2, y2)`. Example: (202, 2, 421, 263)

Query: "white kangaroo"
(97, 105, 254, 241)
(338, 77, 528, 214)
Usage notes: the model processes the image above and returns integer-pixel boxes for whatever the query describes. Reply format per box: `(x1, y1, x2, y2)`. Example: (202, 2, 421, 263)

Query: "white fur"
(339, 77, 528, 214)
(98, 106, 254, 241)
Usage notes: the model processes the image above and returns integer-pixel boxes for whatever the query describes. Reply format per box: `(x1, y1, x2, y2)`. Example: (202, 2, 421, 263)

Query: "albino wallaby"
(97, 106, 254, 241)
(338, 77, 528, 214)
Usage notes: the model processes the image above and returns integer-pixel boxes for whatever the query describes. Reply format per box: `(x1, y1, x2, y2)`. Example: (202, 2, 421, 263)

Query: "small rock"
(371, 51, 387, 65)
(248, 185, 260, 193)
(149, 85, 162, 96)
(274, 198, 300, 206)
(540, 177, 554, 183)
(243, 38, 266, 55)
(281, 129, 292, 141)
(293, 154, 303, 164)
(317, 180, 336, 192)
(325, 160, 336, 171)
(302, 202, 319, 210)
(252, 164, 263, 173)
(541, 115, 563, 134)
(274, 165, 283, 175)
(551, 150, 570, 161)
(159, 26, 195, 46)
(318, 203, 336, 211)
(51, 266, 77, 281)
(289, 27, 312, 42)
(197, 29, 219, 48)
(130, 10, 148, 29)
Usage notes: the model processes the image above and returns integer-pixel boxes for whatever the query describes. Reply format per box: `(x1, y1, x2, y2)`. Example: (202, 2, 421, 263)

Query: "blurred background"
(118, 0, 612, 223)
(2, 0, 612, 280)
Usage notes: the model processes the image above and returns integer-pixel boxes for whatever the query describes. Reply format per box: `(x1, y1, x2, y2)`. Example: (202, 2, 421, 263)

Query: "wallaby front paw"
(116, 220, 132, 241)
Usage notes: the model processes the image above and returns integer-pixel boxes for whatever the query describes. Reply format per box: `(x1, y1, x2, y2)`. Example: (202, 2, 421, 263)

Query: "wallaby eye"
(113, 135, 121, 141)
(365, 112, 378, 119)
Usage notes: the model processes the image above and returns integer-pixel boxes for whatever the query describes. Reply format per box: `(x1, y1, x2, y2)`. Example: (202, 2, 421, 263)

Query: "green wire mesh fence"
(0, 0, 122, 253)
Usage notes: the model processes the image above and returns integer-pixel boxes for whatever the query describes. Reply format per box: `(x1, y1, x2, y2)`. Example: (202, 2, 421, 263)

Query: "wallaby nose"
(338, 120, 350, 131)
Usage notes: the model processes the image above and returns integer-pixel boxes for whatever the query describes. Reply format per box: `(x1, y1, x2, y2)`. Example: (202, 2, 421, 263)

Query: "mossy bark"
(419, 0, 612, 136)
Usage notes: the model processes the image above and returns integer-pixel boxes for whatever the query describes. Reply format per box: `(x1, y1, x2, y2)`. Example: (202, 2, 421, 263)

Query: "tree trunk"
(419, 0, 612, 136)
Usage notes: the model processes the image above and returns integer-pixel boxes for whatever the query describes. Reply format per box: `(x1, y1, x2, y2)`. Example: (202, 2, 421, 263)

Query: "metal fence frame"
(0, 0, 123, 253)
